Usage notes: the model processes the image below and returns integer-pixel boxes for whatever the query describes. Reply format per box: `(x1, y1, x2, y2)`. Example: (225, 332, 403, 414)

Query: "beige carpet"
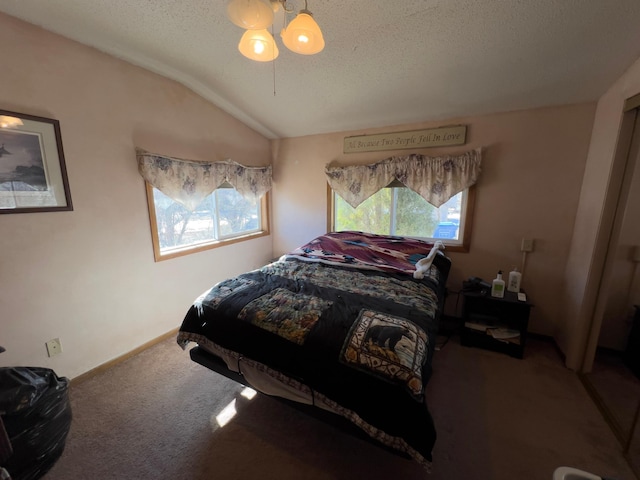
(41, 335, 636, 480)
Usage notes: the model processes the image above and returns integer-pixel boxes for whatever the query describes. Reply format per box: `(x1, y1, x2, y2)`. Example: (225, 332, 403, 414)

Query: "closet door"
(582, 98, 640, 463)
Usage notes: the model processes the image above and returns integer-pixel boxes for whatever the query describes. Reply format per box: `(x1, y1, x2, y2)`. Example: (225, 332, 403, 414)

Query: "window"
(329, 184, 475, 252)
(145, 182, 269, 261)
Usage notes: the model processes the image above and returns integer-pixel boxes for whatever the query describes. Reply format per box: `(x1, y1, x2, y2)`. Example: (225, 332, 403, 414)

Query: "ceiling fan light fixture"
(238, 29, 280, 61)
(226, 0, 274, 30)
(281, 9, 324, 55)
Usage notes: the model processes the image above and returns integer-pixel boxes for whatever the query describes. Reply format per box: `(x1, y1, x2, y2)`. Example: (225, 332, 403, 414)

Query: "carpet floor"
(42, 335, 636, 480)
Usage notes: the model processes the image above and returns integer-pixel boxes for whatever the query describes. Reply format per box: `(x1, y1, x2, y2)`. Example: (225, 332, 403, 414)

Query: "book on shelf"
(465, 314, 499, 332)
(488, 328, 520, 340)
(464, 323, 521, 343)
(464, 321, 492, 331)
(488, 328, 521, 344)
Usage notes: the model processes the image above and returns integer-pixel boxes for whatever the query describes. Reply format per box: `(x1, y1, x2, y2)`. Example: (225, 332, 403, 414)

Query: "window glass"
(213, 188, 260, 237)
(147, 184, 267, 261)
(333, 186, 471, 250)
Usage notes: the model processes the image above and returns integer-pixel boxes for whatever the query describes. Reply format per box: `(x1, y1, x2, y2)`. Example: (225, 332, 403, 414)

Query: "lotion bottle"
(491, 271, 505, 298)
(507, 266, 522, 293)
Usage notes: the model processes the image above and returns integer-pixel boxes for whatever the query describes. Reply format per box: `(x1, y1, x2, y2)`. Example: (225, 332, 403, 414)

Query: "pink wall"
(0, 13, 273, 378)
(272, 104, 596, 336)
(2, 7, 632, 377)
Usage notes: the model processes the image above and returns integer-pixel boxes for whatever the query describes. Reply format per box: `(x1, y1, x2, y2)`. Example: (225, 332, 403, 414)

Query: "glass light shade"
(238, 29, 279, 61)
(226, 0, 274, 30)
(0, 116, 23, 128)
(281, 10, 324, 55)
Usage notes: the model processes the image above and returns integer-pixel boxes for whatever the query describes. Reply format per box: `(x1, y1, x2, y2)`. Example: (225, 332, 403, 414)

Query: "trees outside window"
(146, 184, 268, 261)
(332, 186, 473, 252)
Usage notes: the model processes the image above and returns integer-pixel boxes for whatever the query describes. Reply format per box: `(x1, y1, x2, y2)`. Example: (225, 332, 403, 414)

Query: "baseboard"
(70, 327, 179, 387)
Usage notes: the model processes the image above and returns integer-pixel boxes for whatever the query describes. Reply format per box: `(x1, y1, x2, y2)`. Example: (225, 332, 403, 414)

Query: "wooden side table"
(460, 290, 533, 358)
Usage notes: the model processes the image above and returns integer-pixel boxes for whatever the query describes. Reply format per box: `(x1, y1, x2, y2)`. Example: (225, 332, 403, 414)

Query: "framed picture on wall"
(0, 109, 73, 214)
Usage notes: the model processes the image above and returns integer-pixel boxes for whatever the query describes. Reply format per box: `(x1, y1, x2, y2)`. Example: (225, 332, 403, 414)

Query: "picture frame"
(0, 109, 72, 214)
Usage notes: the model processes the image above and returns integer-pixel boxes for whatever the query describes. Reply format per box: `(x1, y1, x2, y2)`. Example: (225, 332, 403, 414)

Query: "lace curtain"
(325, 148, 482, 208)
(136, 149, 272, 211)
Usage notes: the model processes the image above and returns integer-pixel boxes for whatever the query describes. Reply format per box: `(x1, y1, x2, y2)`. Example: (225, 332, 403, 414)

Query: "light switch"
(521, 238, 534, 252)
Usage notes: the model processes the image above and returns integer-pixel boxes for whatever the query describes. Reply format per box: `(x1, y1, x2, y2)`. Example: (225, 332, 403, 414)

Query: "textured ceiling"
(2, 0, 640, 139)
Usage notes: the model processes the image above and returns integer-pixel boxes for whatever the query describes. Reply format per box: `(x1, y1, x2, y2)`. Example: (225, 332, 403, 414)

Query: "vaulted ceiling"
(2, 0, 640, 139)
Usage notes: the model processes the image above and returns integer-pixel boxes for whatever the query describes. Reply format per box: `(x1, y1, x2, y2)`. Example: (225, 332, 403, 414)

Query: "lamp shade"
(281, 10, 324, 55)
(226, 0, 274, 30)
(238, 29, 279, 61)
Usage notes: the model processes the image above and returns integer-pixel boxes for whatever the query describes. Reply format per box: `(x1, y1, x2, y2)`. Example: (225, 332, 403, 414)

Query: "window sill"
(153, 229, 270, 262)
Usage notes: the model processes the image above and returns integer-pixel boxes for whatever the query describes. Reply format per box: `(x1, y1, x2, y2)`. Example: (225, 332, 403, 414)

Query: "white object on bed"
(413, 241, 445, 279)
(552, 466, 602, 480)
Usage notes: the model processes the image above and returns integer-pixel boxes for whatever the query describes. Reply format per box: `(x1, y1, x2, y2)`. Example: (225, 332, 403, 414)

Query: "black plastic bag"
(0, 367, 72, 480)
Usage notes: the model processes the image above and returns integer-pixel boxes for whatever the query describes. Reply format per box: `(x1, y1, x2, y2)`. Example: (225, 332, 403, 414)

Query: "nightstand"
(460, 290, 533, 358)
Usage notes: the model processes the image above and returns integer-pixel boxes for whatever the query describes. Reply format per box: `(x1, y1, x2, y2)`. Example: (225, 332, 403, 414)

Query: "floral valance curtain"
(136, 149, 272, 211)
(325, 147, 482, 208)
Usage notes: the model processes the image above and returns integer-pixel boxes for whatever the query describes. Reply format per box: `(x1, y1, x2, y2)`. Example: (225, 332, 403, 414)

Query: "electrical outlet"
(521, 238, 534, 252)
(46, 338, 62, 357)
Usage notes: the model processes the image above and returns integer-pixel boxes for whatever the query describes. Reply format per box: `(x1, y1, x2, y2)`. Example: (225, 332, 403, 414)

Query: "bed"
(177, 231, 451, 470)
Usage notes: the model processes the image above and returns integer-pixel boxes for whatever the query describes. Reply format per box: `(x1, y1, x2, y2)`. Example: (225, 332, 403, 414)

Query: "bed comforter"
(178, 231, 450, 469)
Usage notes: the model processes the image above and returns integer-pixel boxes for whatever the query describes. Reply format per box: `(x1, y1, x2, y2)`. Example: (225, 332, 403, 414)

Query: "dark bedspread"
(178, 232, 450, 469)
